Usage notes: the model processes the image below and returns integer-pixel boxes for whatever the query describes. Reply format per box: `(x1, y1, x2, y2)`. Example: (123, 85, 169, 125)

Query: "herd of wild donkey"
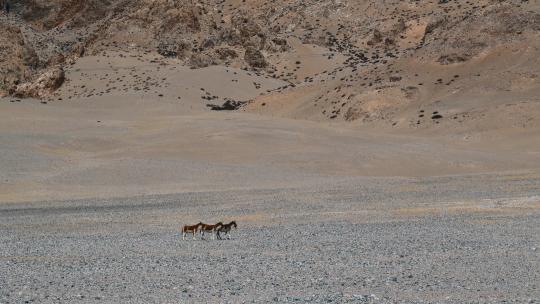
(182, 221, 237, 240)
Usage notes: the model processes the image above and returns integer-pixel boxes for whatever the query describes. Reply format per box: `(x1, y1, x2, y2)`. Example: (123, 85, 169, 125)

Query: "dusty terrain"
(1, 0, 540, 303)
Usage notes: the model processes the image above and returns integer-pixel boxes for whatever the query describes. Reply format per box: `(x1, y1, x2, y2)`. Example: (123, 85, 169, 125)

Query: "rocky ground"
(1, 174, 539, 303)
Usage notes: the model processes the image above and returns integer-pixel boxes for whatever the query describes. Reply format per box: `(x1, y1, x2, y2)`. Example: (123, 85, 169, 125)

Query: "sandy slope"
(1, 53, 540, 203)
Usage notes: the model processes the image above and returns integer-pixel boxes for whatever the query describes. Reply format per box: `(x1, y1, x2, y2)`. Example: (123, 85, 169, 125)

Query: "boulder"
(189, 53, 215, 68)
(12, 67, 65, 98)
(157, 40, 191, 58)
(389, 75, 402, 82)
(157, 41, 178, 57)
(207, 99, 247, 111)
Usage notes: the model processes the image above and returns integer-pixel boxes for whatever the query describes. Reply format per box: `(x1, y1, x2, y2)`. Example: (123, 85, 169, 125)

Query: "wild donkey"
(199, 222, 223, 240)
(217, 221, 237, 240)
(182, 222, 202, 240)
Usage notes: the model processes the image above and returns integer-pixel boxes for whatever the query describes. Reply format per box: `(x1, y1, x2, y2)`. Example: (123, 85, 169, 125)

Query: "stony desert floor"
(1, 175, 539, 303)
(1, 54, 540, 303)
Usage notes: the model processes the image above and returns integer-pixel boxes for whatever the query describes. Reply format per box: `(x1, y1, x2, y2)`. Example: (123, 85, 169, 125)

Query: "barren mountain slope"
(243, 0, 540, 132)
(1, 0, 540, 133)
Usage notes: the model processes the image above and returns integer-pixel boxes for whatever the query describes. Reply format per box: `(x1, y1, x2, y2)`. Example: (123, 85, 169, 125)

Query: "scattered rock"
(401, 86, 419, 98)
(207, 99, 247, 111)
(216, 48, 238, 60)
(189, 53, 216, 68)
(389, 75, 402, 82)
(437, 53, 470, 65)
(367, 29, 383, 46)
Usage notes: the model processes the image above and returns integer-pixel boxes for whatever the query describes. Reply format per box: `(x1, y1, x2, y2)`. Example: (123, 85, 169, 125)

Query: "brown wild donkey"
(182, 222, 202, 240)
(199, 222, 223, 240)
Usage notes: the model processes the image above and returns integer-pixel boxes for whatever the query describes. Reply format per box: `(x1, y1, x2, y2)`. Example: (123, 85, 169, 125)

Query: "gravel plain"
(1, 173, 539, 304)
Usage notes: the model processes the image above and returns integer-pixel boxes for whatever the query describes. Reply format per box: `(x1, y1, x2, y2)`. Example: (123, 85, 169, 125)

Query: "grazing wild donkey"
(199, 222, 223, 240)
(217, 221, 237, 240)
(182, 222, 202, 240)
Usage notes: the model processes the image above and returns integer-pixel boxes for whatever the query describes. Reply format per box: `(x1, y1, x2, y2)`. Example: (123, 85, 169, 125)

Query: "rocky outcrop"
(244, 47, 267, 68)
(157, 41, 179, 58)
(11, 67, 65, 98)
(422, 4, 540, 62)
(0, 23, 39, 95)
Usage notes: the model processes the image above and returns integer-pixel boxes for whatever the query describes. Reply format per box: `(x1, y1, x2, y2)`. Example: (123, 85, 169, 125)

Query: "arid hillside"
(1, 0, 540, 131)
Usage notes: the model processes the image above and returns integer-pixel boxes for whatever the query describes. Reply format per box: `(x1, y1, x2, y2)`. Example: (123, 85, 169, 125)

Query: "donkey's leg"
(182, 231, 185, 240)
